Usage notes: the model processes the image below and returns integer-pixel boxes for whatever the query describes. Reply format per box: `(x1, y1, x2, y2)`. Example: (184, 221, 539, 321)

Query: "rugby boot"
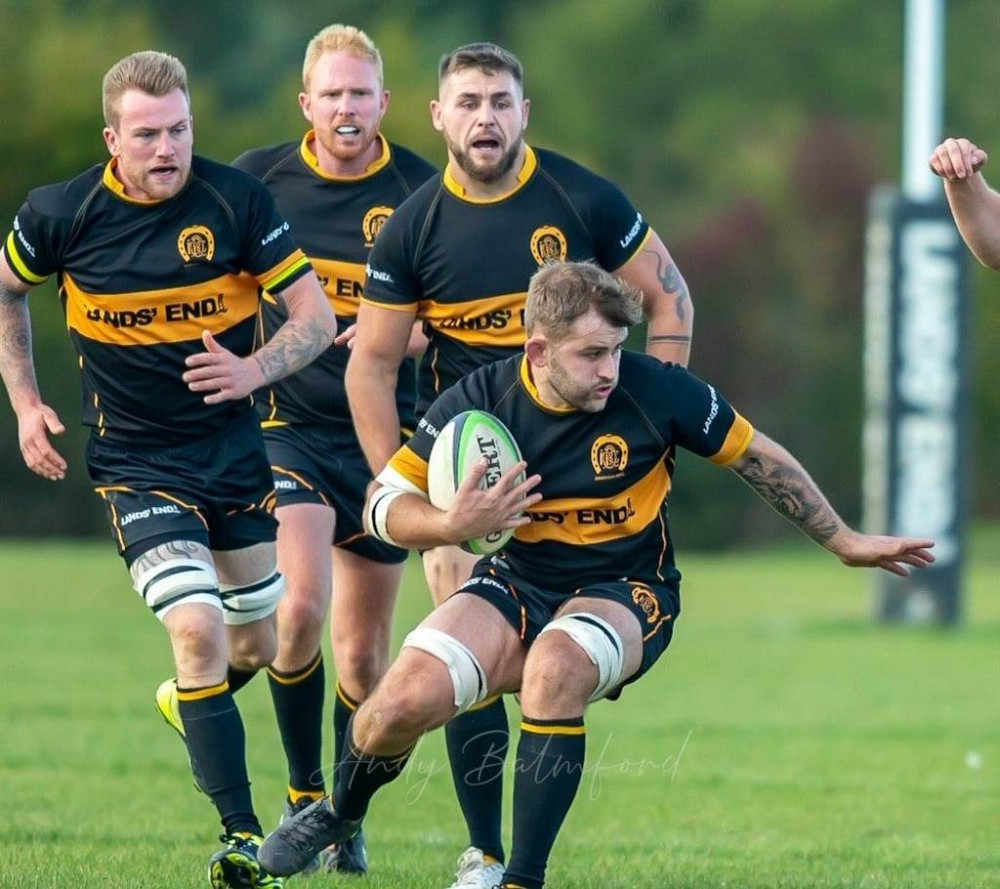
(258, 797, 361, 877)
(322, 827, 369, 875)
(209, 832, 283, 888)
(278, 797, 323, 875)
(155, 677, 208, 794)
(445, 847, 506, 889)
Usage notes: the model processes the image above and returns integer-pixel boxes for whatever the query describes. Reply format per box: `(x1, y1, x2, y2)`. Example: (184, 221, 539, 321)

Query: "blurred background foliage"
(1, 0, 997, 545)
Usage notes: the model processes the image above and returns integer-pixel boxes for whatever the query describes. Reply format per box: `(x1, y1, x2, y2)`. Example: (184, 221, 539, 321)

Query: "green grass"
(1, 531, 998, 888)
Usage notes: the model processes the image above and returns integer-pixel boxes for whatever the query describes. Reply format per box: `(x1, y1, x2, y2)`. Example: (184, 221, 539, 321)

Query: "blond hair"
(525, 262, 644, 341)
(102, 51, 189, 129)
(302, 24, 383, 90)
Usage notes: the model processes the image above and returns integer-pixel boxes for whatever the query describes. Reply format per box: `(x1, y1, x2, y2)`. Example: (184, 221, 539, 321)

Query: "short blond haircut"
(102, 51, 189, 129)
(302, 24, 383, 90)
(525, 262, 644, 341)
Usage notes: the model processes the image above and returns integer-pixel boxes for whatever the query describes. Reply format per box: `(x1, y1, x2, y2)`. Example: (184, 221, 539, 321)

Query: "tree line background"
(1, 0, 998, 547)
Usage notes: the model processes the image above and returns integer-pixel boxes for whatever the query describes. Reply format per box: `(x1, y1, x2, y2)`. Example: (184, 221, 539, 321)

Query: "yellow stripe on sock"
(335, 681, 359, 711)
(519, 721, 585, 736)
(266, 651, 322, 685)
(288, 787, 326, 804)
(176, 679, 230, 701)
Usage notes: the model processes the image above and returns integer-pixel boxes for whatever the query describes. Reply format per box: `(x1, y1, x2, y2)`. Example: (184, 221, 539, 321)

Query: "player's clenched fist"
(929, 137, 989, 181)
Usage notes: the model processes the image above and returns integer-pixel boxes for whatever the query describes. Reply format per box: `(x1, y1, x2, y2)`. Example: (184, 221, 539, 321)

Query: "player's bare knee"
(228, 619, 278, 670)
(521, 632, 596, 714)
(334, 640, 389, 698)
(164, 607, 227, 678)
(278, 579, 329, 631)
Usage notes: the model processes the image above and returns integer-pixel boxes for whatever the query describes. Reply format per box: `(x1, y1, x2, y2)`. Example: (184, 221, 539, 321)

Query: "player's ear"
(430, 99, 444, 132)
(380, 89, 391, 118)
(522, 97, 530, 130)
(298, 91, 312, 123)
(103, 126, 119, 157)
(525, 335, 549, 368)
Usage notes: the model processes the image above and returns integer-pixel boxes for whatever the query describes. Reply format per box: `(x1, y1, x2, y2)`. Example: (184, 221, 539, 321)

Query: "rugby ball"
(427, 410, 525, 555)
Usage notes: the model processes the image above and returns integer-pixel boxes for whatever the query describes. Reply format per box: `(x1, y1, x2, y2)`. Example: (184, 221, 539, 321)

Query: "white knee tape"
(402, 627, 488, 715)
(132, 558, 221, 622)
(219, 571, 285, 625)
(540, 613, 625, 702)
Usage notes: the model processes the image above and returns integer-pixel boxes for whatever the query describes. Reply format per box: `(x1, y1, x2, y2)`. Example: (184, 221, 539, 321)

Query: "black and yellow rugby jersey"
(385, 351, 754, 593)
(3, 155, 311, 446)
(363, 146, 651, 411)
(234, 132, 436, 428)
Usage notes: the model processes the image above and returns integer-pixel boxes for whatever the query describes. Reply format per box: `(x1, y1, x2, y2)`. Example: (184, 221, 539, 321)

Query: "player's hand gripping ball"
(427, 410, 525, 554)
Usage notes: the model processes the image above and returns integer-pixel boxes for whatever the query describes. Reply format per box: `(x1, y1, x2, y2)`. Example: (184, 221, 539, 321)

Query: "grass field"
(1, 531, 997, 889)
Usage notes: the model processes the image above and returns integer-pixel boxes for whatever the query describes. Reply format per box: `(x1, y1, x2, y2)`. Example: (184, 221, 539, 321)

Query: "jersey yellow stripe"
(4, 232, 48, 283)
(311, 257, 367, 316)
(387, 445, 430, 492)
(516, 460, 670, 547)
(64, 272, 259, 346)
(418, 291, 527, 348)
(710, 414, 755, 465)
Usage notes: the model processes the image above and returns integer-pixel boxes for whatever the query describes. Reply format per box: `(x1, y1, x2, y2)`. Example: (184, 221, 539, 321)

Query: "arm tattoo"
(734, 452, 842, 546)
(251, 316, 329, 385)
(645, 248, 689, 322)
(0, 283, 39, 395)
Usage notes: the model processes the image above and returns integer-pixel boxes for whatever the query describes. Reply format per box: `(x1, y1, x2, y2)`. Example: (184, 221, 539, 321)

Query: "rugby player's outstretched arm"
(929, 137, 1000, 270)
(0, 256, 67, 481)
(184, 272, 334, 404)
(345, 302, 415, 474)
(728, 431, 935, 577)
(615, 230, 693, 367)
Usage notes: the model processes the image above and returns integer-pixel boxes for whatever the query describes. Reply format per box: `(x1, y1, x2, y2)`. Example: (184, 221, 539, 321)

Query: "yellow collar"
(443, 145, 537, 204)
(102, 158, 171, 206)
(519, 355, 576, 414)
(299, 130, 391, 181)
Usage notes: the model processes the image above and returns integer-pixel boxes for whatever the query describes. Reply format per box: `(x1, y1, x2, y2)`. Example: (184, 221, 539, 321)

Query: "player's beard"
(449, 133, 523, 185)
(546, 356, 614, 413)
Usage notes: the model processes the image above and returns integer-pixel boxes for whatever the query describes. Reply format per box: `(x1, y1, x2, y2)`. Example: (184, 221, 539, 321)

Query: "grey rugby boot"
(258, 797, 361, 877)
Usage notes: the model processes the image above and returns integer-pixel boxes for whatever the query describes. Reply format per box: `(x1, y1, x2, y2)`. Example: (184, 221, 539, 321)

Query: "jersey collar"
(519, 355, 577, 415)
(299, 130, 392, 181)
(102, 158, 173, 206)
(443, 144, 538, 204)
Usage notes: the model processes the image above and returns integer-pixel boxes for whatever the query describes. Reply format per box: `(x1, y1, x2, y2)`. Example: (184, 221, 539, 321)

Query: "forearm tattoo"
(0, 284, 38, 392)
(646, 248, 689, 322)
(734, 452, 842, 545)
(252, 316, 329, 385)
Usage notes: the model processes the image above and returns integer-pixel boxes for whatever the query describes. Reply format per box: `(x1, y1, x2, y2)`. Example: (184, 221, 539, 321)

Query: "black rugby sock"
(267, 650, 326, 798)
(226, 665, 258, 694)
(177, 680, 262, 836)
(333, 714, 412, 821)
(503, 716, 586, 889)
(445, 697, 509, 862)
(333, 681, 359, 775)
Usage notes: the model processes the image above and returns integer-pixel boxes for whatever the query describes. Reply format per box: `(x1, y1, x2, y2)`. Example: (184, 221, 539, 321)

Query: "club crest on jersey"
(363, 206, 394, 247)
(530, 226, 568, 265)
(630, 583, 661, 625)
(177, 225, 215, 262)
(591, 434, 629, 480)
